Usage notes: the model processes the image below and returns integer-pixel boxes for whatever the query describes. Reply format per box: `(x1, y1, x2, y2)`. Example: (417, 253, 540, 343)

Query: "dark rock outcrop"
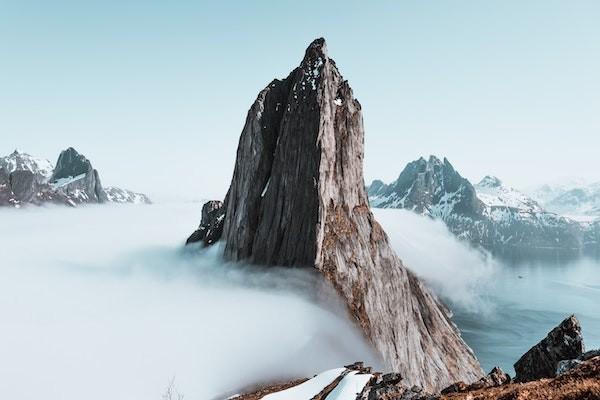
(556, 349, 600, 376)
(186, 200, 225, 246)
(188, 38, 482, 391)
(50, 147, 107, 203)
(368, 156, 584, 258)
(514, 315, 584, 382)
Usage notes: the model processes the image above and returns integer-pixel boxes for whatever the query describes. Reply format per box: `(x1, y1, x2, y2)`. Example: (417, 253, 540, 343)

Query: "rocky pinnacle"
(190, 38, 483, 390)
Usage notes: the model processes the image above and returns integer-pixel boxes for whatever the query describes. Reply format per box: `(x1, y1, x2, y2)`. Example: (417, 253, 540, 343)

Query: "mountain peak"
(478, 175, 503, 188)
(302, 37, 327, 63)
(51, 147, 93, 182)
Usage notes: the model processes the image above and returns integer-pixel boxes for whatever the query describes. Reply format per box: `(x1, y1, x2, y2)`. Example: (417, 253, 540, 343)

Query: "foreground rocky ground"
(226, 316, 600, 400)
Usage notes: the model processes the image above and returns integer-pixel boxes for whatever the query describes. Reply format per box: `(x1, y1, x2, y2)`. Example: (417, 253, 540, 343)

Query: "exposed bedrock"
(514, 314, 584, 382)
(188, 38, 482, 391)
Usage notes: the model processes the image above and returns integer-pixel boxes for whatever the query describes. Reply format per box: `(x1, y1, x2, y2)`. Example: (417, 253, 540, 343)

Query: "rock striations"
(187, 38, 482, 391)
(0, 148, 150, 207)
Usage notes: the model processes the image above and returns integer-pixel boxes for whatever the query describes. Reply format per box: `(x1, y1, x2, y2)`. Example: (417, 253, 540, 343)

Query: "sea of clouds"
(0, 203, 499, 399)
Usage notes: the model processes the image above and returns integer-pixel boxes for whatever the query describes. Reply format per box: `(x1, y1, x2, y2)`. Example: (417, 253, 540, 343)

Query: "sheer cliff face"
(215, 38, 482, 390)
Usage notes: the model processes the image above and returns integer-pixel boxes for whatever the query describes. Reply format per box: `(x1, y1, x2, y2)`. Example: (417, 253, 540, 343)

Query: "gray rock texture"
(188, 38, 482, 391)
(514, 315, 584, 382)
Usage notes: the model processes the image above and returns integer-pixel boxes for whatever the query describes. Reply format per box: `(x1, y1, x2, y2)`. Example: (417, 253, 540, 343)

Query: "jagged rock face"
(192, 38, 482, 391)
(368, 156, 485, 217)
(368, 159, 585, 258)
(51, 147, 93, 181)
(50, 147, 106, 203)
(514, 315, 584, 382)
(9, 170, 37, 201)
(186, 200, 225, 246)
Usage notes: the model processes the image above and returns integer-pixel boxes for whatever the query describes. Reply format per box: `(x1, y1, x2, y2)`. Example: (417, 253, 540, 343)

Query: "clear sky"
(1, 1, 599, 200)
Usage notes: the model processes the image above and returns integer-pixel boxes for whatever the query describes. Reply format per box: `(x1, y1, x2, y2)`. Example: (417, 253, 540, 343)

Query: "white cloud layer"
(0, 203, 378, 400)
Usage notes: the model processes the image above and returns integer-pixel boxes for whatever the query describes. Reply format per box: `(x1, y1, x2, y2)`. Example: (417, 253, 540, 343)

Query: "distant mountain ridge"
(368, 156, 596, 257)
(0, 148, 150, 207)
(528, 181, 600, 218)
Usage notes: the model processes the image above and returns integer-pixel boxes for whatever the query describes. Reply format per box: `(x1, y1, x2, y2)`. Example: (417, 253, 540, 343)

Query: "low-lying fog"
(1, 203, 599, 399)
(0, 203, 377, 400)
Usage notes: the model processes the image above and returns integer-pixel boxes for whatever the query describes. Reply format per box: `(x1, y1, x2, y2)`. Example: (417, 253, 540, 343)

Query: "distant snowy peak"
(477, 175, 502, 188)
(544, 186, 600, 217)
(527, 177, 589, 205)
(0, 150, 54, 183)
(474, 176, 543, 214)
(104, 186, 151, 204)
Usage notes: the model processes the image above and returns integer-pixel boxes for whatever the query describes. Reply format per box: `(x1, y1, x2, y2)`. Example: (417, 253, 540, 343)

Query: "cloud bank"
(0, 203, 377, 400)
(374, 208, 496, 313)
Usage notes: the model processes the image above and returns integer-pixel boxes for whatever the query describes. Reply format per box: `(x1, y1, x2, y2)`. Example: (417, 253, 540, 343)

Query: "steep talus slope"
(368, 157, 584, 257)
(187, 38, 482, 391)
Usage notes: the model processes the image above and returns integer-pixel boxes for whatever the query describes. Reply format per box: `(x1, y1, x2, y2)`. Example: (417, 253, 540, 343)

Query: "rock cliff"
(187, 38, 482, 391)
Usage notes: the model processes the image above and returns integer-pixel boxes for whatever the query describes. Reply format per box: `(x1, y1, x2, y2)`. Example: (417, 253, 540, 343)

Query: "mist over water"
(374, 209, 600, 374)
(0, 203, 377, 400)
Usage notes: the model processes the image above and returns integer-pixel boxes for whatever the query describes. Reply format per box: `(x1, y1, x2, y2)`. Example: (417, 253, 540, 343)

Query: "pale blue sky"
(1, 1, 599, 200)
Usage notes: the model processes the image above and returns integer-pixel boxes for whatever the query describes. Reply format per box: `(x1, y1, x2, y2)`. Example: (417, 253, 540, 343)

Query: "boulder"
(514, 315, 584, 382)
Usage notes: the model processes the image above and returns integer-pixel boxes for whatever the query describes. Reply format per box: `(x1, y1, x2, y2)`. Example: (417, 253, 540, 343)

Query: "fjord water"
(1, 204, 598, 399)
(374, 209, 600, 374)
(453, 256, 600, 374)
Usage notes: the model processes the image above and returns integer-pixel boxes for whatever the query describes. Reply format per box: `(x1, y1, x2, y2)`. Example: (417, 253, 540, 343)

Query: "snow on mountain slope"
(104, 186, 151, 204)
(0, 150, 54, 183)
(368, 157, 587, 256)
(526, 177, 588, 205)
(260, 368, 347, 400)
(475, 176, 543, 214)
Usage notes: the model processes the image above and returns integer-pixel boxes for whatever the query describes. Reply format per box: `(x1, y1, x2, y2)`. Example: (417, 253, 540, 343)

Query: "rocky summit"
(187, 38, 482, 391)
(0, 148, 150, 207)
(368, 156, 588, 258)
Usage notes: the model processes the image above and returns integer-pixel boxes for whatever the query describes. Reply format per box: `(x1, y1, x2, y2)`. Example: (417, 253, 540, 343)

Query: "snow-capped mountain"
(104, 186, 151, 204)
(368, 156, 587, 257)
(0, 150, 54, 183)
(542, 184, 600, 219)
(527, 177, 588, 206)
(0, 147, 150, 207)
